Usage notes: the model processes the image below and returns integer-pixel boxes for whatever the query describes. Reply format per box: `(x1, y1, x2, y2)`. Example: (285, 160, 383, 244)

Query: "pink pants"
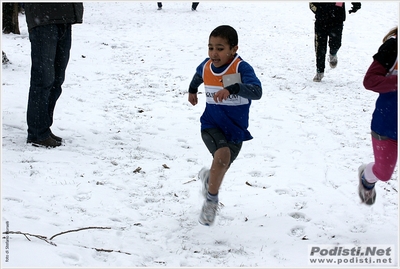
(364, 136, 398, 183)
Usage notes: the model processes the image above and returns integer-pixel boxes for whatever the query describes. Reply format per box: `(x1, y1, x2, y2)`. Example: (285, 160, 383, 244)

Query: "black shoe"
(50, 131, 62, 142)
(27, 137, 62, 148)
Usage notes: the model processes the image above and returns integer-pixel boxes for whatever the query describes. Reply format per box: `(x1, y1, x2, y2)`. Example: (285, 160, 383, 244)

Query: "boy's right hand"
(188, 93, 198, 106)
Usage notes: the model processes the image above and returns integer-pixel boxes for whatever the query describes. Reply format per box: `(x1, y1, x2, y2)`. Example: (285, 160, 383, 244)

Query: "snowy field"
(1, 1, 399, 268)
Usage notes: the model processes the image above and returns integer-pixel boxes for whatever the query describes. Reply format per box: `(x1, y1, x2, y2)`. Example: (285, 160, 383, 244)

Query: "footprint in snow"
(289, 212, 310, 222)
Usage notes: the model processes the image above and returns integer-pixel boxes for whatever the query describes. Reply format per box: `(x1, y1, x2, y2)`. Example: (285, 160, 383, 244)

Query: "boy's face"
(208, 36, 238, 68)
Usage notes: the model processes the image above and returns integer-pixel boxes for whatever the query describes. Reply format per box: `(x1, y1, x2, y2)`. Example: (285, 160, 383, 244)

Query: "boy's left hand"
(214, 89, 230, 103)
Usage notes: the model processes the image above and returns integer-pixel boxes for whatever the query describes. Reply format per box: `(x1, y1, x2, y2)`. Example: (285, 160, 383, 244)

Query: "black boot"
(27, 136, 62, 148)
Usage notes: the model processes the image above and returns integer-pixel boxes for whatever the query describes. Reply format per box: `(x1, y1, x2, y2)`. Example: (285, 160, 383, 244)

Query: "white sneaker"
(328, 54, 338, 68)
(313, 72, 324, 82)
(198, 167, 209, 199)
(199, 200, 219, 226)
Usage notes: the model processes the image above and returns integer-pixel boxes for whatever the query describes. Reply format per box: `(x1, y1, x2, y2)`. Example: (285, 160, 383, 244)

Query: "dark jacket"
(25, 3, 83, 31)
(309, 2, 361, 24)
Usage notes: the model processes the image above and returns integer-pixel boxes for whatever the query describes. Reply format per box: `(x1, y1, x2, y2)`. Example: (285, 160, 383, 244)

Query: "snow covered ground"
(1, 1, 398, 267)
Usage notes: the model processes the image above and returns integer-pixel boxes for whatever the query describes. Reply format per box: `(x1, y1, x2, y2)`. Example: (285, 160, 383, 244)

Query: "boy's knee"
(214, 147, 231, 166)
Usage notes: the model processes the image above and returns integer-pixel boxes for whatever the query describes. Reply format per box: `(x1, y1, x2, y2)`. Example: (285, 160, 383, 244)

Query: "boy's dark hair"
(210, 25, 238, 48)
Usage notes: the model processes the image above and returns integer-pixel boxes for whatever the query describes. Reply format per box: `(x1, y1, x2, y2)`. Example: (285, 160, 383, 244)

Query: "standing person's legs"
(314, 22, 328, 74)
(27, 24, 59, 142)
(48, 24, 71, 129)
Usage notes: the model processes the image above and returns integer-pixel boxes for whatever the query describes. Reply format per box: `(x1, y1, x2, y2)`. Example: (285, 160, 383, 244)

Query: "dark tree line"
(2, 3, 24, 64)
(2, 2, 22, 34)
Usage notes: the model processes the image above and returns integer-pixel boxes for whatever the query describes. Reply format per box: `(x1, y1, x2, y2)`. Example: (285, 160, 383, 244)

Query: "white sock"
(364, 162, 379, 184)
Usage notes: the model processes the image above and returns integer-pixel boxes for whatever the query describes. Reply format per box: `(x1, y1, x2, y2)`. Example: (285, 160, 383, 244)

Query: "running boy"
(187, 25, 262, 225)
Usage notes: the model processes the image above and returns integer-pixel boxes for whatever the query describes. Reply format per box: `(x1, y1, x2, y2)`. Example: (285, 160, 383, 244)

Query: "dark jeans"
(314, 21, 343, 73)
(27, 23, 71, 141)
